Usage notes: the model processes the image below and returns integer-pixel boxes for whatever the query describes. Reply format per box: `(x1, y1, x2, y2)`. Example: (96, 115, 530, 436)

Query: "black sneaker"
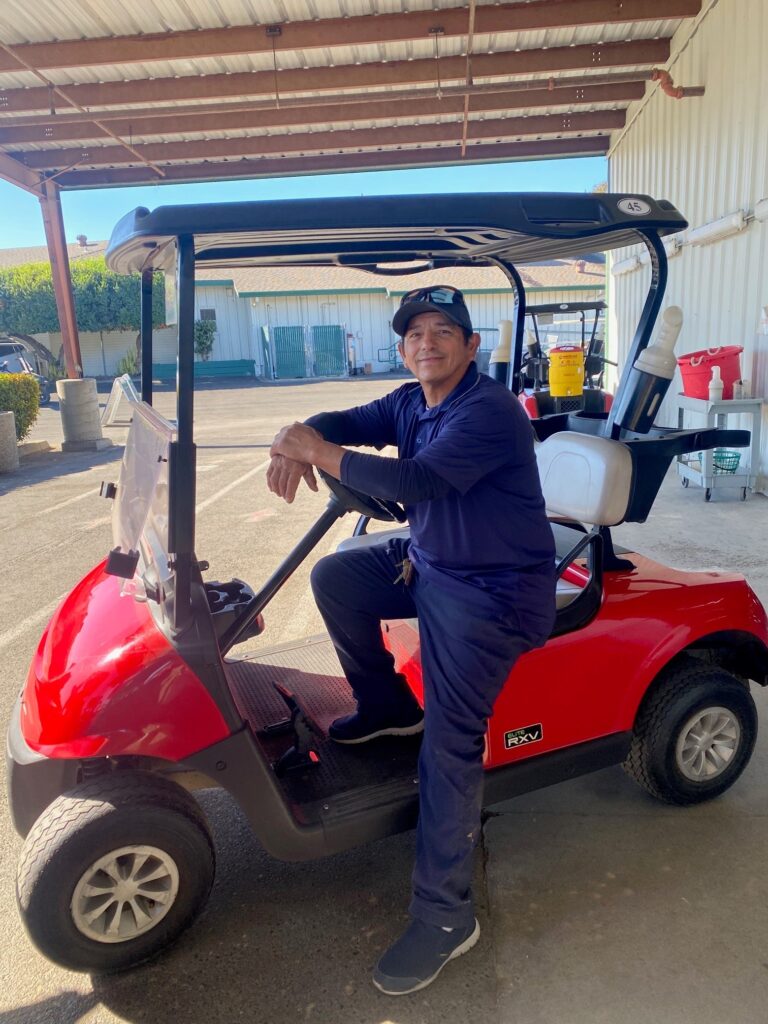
(373, 917, 480, 995)
(328, 707, 424, 744)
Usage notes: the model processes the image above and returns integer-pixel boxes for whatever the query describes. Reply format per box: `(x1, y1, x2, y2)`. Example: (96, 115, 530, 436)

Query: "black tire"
(623, 660, 757, 805)
(16, 771, 215, 973)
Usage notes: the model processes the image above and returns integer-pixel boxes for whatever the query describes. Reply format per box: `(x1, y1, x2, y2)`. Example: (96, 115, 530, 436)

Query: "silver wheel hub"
(71, 845, 179, 944)
(676, 706, 740, 782)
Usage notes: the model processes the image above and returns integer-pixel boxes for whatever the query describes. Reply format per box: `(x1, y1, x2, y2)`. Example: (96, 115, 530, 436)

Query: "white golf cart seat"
(337, 431, 634, 611)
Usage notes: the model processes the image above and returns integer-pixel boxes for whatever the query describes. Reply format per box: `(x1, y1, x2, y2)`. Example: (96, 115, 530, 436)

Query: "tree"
(0, 258, 165, 335)
(194, 319, 217, 362)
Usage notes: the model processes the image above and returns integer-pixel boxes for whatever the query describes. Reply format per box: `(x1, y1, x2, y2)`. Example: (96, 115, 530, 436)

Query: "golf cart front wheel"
(623, 661, 757, 805)
(16, 771, 215, 972)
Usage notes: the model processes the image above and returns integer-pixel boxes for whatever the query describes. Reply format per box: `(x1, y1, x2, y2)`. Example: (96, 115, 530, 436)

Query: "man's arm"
(268, 391, 402, 503)
(271, 422, 454, 505)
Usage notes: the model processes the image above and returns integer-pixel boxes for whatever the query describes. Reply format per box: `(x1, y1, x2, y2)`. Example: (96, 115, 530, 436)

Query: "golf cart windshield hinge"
(100, 481, 117, 500)
(104, 547, 139, 579)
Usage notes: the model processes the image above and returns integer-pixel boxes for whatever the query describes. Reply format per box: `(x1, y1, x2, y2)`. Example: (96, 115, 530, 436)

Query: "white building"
(607, 0, 768, 489)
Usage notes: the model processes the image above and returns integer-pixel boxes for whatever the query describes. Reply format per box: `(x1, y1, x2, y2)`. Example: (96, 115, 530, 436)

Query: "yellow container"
(548, 345, 585, 397)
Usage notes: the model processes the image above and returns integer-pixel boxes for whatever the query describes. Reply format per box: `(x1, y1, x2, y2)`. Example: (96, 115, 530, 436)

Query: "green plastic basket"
(698, 448, 742, 474)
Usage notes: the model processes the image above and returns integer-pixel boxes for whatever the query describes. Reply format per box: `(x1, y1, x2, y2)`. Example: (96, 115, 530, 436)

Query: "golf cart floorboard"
(225, 635, 421, 811)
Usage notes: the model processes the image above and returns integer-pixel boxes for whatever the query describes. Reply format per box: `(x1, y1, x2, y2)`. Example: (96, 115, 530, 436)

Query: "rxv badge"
(504, 724, 543, 749)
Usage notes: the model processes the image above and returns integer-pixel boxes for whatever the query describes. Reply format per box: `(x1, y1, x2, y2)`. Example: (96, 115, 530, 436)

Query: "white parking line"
(40, 488, 100, 515)
(196, 458, 271, 513)
(0, 597, 63, 655)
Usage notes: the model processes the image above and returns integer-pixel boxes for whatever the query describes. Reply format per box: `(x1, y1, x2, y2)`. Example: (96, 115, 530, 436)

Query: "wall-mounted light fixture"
(611, 254, 641, 276)
(687, 210, 746, 246)
(663, 233, 683, 258)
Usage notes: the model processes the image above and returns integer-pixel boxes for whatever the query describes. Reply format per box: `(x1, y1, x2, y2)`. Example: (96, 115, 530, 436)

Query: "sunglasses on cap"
(399, 285, 466, 308)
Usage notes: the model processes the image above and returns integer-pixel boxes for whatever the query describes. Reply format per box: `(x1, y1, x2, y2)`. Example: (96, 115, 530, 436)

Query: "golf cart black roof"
(105, 193, 686, 275)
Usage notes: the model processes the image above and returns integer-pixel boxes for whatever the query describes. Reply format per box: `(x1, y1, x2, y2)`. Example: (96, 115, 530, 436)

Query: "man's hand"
(271, 421, 345, 482)
(266, 455, 318, 504)
(271, 422, 324, 462)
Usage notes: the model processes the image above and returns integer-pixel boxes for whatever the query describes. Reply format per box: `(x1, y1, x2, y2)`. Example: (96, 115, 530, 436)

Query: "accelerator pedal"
(269, 683, 323, 776)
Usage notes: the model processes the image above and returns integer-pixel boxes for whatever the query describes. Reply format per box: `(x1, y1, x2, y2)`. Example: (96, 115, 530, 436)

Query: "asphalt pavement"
(1, 378, 768, 1024)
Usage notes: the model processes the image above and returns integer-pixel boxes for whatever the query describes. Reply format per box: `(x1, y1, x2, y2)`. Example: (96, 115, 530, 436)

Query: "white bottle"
(708, 364, 724, 402)
(632, 305, 683, 380)
(616, 306, 683, 433)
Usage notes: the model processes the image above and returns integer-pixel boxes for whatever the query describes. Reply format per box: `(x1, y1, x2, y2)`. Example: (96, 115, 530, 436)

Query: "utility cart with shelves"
(676, 394, 763, 500)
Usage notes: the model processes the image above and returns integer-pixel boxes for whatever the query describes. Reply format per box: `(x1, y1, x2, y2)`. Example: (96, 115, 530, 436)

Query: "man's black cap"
(393, 287, 473, 337)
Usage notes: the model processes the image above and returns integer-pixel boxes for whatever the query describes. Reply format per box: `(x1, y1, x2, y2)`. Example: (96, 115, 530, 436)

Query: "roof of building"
(0, 240, 604, 294)
(196, 260, 604, 296)
(0, 240, 107, 268)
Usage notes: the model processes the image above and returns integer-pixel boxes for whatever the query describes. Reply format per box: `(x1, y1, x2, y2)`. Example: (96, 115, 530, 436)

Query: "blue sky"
(1, 155, 606, 250)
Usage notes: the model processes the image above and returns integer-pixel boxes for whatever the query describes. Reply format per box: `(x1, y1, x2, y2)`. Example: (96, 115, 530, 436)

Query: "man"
(268, 285, 556, 995)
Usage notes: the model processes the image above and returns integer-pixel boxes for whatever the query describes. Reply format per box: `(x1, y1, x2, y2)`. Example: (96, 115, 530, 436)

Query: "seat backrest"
(535, 431, 633, 526)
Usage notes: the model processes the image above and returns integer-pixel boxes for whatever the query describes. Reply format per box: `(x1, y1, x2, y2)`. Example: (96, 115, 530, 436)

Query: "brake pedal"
(271, 683, 322, 776)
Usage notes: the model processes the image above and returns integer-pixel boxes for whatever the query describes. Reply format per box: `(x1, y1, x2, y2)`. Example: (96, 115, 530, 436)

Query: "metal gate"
(311, 324, 346, 377)
(272, 325, 307, 378)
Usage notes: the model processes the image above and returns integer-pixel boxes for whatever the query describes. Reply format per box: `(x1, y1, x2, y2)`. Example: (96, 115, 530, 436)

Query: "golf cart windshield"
(109, 402, 175, 601)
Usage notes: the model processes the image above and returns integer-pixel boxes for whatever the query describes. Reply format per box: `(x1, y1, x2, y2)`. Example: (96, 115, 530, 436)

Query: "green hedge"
(0, 258, 166, 335)
(0, 373, 40, 441)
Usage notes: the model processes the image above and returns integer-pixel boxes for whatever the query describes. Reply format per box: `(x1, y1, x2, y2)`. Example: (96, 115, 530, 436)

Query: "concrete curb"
(18, 440, 52, 459)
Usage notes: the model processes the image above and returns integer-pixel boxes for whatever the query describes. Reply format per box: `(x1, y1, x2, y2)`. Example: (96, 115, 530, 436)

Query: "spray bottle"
(615, 305, 684, 433)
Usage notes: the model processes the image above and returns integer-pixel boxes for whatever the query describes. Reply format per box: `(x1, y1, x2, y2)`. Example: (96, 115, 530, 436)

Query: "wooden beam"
(38, 181, 82, 378)
(0, 0, 699, 73)
(0, 151, 42, 194)
(15, 110, 624, 171)
(0, 81, 646, 146)
(0, 75, 650, 131)
(55, 136, 611, 190)
(0, 39, 670, 115)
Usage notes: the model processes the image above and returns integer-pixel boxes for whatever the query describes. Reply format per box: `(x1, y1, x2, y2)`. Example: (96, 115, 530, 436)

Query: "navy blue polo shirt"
(306, 363, 555, 602)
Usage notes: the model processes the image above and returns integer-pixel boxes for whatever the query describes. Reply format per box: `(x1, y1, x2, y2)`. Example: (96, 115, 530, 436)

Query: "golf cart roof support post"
(488, 257, 526, 394)
(169, 234, 197, 632)
(38, 179, 83, 378)
(140, 269, 153, 405)
(604, 229, 667, 439)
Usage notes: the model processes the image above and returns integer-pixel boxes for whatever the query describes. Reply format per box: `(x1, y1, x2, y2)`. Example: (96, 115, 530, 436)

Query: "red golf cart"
(7, 193, 768, 973)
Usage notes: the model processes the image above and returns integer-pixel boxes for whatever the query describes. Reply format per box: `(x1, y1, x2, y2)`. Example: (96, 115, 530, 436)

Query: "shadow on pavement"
(0, 446, 124, 497)
(0, 991, 99, 1024)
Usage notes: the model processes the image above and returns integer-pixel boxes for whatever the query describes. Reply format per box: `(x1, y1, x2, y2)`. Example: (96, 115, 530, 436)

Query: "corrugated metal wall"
(195, 285, 255, 363)
(36, 286, 603, 378)
(250, 287, 603, 375)
(35, 327, 178, 376)
(609, 0, 768, 489)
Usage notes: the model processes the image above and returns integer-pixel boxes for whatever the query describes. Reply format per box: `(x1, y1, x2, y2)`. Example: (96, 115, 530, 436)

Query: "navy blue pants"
(311, 537, 555, 929)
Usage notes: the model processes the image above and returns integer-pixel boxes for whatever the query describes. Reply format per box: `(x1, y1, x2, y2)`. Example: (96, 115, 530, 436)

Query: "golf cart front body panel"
(19, 560, 230, 760)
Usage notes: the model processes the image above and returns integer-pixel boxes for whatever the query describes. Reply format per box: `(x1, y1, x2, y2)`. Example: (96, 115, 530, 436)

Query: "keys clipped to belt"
(394, 557, 414, 587)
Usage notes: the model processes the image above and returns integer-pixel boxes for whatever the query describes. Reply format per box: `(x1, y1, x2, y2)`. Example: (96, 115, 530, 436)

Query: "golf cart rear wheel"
(623, 660, 757, 805)
(16, 771, 215, 973)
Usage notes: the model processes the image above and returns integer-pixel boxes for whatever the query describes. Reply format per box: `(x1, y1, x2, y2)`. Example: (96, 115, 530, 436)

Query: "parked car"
(0, 351, 51, 405)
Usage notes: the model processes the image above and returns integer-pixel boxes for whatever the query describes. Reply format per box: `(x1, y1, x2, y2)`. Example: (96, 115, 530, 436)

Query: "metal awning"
(0, 0, 703, 193)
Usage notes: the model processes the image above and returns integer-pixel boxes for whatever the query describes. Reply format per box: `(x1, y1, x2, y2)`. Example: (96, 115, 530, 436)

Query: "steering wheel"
(317, 468, 407, 523)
